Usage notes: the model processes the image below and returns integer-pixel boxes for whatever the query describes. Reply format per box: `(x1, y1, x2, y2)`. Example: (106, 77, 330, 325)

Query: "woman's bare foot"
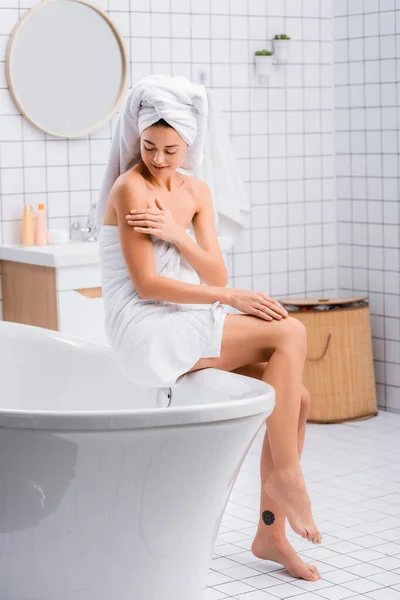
(251, 533, 321, 581)
(264, 467, 321, 543)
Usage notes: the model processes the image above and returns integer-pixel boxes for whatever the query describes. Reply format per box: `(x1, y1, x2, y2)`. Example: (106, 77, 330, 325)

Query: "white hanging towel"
(194, 89, 251, 251)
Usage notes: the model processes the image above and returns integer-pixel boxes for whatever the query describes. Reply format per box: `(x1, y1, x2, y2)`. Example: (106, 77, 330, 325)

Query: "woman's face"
(140, 125, 188, 176)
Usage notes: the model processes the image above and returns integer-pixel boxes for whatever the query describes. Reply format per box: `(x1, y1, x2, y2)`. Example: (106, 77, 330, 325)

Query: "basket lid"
(278, 296, 368, 307)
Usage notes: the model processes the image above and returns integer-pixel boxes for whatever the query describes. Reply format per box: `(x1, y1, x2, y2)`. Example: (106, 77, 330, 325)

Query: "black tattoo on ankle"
(262, 510, 275, 526)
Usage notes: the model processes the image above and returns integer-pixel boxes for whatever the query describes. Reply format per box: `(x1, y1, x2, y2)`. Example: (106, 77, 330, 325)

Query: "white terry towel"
(195, 89, 251, 250)
(95, 74, 208, 231)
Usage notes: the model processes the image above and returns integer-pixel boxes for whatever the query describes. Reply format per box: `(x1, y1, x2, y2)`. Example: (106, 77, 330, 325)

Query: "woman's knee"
(276, 316, 307, 353)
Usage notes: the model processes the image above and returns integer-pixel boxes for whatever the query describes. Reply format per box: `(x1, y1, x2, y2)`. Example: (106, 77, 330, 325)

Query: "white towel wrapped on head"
(95, 74, 208, 231)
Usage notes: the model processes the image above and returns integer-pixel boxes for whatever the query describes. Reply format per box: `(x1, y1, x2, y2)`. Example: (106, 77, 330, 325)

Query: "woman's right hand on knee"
(228, 290, 289, 321)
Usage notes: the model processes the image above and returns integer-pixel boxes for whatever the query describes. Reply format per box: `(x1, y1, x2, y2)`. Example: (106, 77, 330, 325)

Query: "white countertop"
(0, 241, 100, 268)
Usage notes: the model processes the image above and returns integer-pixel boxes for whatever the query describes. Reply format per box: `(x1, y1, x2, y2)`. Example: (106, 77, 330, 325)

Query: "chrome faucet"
(71, 202, 98, 242)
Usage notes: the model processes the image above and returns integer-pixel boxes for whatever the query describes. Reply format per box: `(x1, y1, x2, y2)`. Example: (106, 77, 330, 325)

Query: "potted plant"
(254, 49, 274, 76)
(273, 34, 291, 63)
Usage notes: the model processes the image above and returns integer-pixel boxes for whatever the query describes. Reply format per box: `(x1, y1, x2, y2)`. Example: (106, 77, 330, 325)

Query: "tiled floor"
(206, 410, 400, 600)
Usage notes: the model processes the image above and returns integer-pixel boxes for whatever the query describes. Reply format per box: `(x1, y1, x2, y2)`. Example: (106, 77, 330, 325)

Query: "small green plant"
(274, 34, 291, 40)
(255, 49, 273, 56)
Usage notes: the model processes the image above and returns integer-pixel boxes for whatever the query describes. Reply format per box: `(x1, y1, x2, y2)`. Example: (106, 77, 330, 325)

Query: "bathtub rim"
(0, 321, 276, 431)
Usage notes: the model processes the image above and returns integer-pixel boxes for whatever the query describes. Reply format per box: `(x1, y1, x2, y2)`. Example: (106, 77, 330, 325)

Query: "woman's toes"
(309, 564, 319, 572)
(312, 531, 319, 544)
(306, 568, 319, 581)
(309, 565, 321, 579)
(307, 525, 320, 544)
(314, 530, 322, 544)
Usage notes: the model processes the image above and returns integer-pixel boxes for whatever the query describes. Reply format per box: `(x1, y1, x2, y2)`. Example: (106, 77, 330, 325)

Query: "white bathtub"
(0, 321, 275, 600)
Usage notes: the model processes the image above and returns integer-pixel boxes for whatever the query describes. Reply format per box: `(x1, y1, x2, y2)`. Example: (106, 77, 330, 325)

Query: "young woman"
(98, 75, 321, 583)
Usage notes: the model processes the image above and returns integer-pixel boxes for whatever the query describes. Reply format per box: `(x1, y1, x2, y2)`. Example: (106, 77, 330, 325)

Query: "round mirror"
(5, 0, 128, 138)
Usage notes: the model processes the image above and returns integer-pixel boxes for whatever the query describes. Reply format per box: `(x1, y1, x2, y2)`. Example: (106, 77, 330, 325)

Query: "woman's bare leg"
(261, 334, 320, 542)
(185, 313, 320, 542)
(232, 363, 320, 580)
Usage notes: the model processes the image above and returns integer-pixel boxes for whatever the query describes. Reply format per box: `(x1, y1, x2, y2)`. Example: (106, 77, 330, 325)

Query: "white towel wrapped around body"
(99, 224, 228, 388)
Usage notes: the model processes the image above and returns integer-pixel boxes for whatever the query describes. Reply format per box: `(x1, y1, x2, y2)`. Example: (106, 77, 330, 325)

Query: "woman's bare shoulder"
(116, 165, 146, 191)
(111, 167, 150, 206)
(180, 172, 209, 194)
(103, 166, 149, 225)
(177, 174, 210, 218)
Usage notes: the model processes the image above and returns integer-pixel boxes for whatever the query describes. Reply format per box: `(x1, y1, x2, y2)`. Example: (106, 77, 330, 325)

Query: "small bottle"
(35, 203, 48, 246)
(23, 204, 35, 246)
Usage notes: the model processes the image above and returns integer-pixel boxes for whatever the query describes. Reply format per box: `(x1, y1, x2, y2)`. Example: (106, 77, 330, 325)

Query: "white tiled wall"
(5, 2, 397, 412)
(334, 0, 400, 413)
(0, 0, 336, 297)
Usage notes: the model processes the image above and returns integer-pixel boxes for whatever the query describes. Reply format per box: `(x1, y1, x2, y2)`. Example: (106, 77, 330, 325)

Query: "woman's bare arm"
(113, 177, 234, 305)
(142, 276, 232, 304)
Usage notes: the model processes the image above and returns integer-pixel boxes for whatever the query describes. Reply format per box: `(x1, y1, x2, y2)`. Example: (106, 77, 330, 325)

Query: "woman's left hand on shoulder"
(125, 198, 185, 245)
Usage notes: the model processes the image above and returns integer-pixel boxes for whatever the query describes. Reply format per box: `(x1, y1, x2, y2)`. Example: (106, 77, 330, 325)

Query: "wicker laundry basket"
(278, 297, 378, 424)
